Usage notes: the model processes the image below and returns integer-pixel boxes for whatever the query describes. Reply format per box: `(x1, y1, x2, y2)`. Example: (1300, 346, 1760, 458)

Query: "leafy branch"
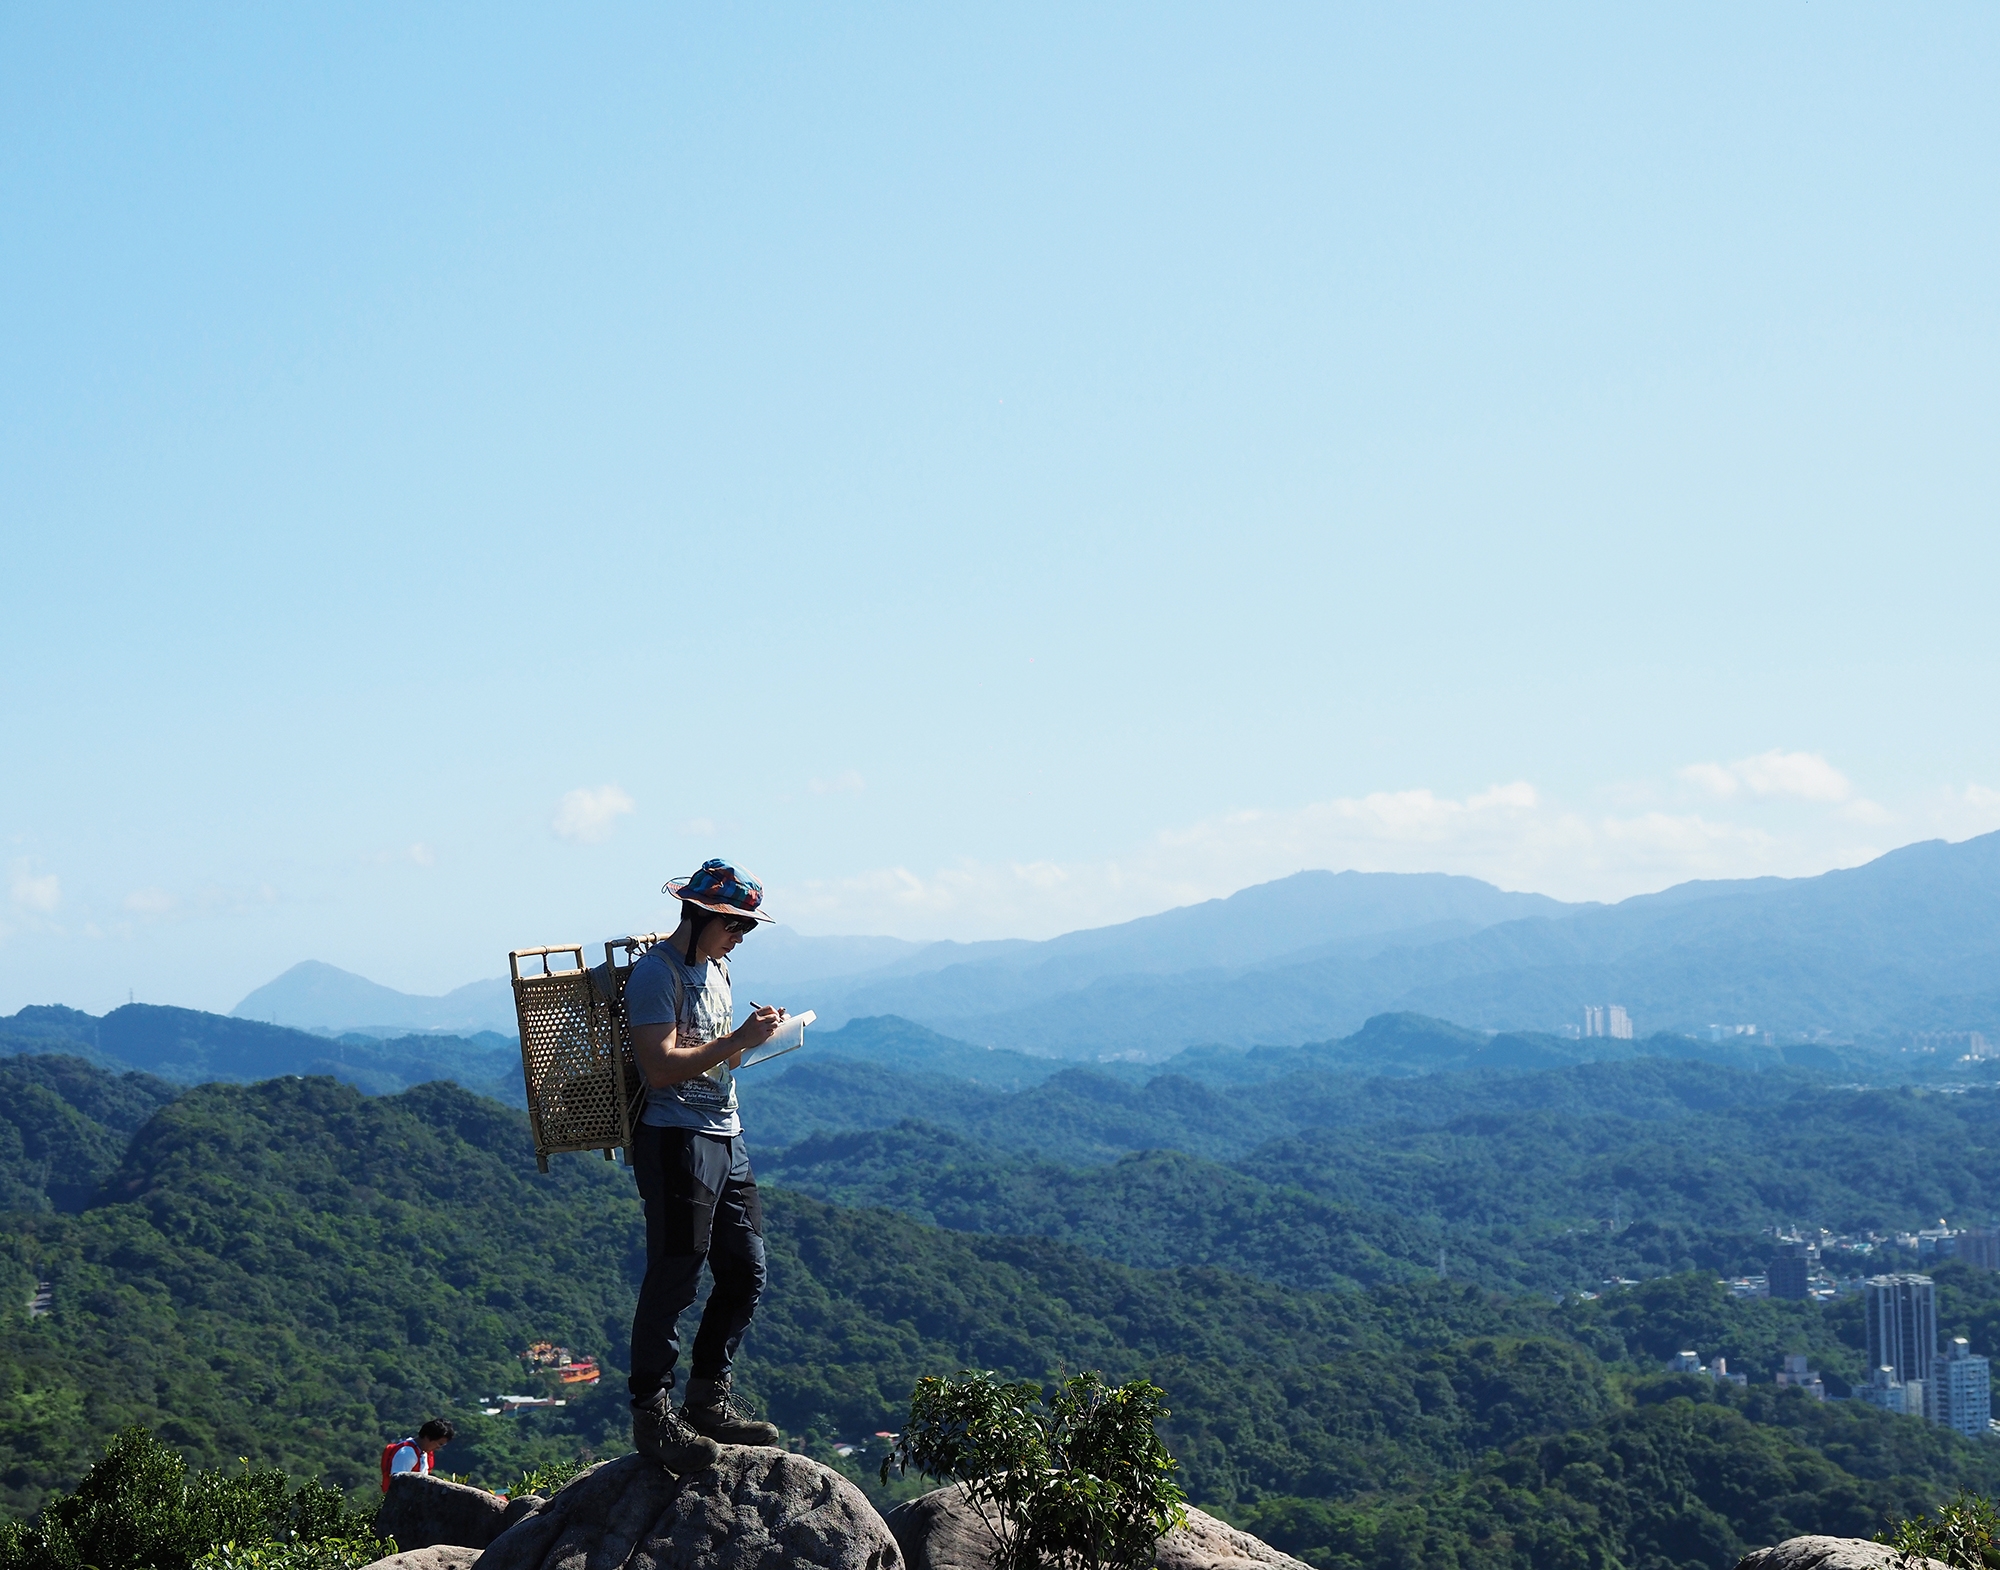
(882, 1371, 1188, 1570)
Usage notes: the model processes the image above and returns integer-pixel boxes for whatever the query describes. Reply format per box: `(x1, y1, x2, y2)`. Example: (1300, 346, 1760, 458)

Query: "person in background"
(380, 1419, 455, 1491)
(621, 858, 787, 1472)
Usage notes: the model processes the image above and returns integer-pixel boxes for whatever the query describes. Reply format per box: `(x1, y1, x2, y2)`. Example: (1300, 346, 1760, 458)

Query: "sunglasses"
(722, 916, 760, 935)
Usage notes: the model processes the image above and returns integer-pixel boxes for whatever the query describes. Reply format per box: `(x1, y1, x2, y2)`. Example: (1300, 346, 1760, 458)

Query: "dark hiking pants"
(628, 1125, 766, 1403)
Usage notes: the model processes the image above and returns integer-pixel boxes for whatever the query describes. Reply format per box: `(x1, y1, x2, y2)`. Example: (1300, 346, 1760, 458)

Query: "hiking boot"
(632, 1389, 721, 1473)
(682, 1375, 781, 1446)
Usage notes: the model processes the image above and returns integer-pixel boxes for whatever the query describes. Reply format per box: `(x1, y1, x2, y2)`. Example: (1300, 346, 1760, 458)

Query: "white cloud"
(1677, 762, 1741, 799)
(1679, 750, 1853, 803)
(809, 770, 866, 796)
(1736, 750, 1853, 801)
(1922, 783, 2000, 841)
(9, 866, 59, 913)
(553, 785, 636, 844)
(124, 888, 175, 916)
(407, 843, 435, 867)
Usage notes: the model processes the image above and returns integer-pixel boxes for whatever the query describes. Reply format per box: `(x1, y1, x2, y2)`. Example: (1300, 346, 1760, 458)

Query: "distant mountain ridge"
(0, 1002, 521, 1103)
(228, 869, 1581, 1039)
(799, 834, 2000, 1056)
(222, 835, 2000, 1060)
(232, 960, 518, 1035)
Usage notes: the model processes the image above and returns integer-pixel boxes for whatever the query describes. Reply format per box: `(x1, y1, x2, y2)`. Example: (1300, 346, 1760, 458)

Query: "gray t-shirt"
(623, 943, 739, 1137)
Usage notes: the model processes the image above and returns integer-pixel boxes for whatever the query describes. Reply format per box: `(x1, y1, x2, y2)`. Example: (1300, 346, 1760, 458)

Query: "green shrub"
(0, 1427, 388, 1570)
(508, 1457, 593, 1499)
(882, 1370, 1187, 1570)
(192, 1538, 398, 1570)
(1879, 1491, 2000, 1570)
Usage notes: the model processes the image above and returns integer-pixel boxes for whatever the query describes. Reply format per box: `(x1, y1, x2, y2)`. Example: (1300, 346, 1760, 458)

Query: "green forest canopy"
(7, 1053, 2000, 1570)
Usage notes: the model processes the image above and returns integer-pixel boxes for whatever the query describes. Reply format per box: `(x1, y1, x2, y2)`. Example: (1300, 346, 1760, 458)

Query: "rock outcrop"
(1737, 1539, 1951, 1570)
(474, 1449, 902, 1570)
(1155, 1507, 1313, 1570)
(378, 1474, 535, 1553)
(363, 1548, 487, 1570)
(884, 1483, 1309, 1570)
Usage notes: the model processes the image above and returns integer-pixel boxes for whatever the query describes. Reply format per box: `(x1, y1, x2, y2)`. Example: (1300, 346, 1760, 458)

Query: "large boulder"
(477, 1449, 902, 1570)
(363, 1550, 486, 1570)
(884, 1483, 1309, 1570)
(1155, 1507, 1312, 1570)
(1738, 1540, 1952, 1570)
(377, 1474, 537, 1552)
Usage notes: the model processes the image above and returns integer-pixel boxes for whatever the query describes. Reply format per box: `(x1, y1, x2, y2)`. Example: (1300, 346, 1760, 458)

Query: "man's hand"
(729, 1004, 786, 1068)
(737, 1004, 785, 1049)
(632, 1005, 788, 1086)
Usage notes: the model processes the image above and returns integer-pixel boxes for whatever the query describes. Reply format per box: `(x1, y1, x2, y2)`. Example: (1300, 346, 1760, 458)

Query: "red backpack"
(379, 1439, 429, 1492)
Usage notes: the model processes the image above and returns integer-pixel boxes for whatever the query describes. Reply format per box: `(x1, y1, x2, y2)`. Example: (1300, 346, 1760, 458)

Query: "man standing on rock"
(622, 858, 787, 1471)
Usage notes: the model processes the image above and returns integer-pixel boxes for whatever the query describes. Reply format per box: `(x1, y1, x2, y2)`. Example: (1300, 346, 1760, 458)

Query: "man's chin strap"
(684, 909, 713, 968)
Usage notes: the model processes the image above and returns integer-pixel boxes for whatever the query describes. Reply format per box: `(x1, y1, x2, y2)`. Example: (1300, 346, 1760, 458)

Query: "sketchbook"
(735, 1010, 816, 1071)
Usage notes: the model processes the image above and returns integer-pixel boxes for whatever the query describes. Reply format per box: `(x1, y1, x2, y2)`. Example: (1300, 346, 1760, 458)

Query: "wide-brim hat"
(662, 858, 775, 923)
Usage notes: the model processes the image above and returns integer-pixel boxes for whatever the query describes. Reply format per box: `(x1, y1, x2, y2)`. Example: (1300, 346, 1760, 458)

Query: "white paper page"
(736, 1010, 816, 1070)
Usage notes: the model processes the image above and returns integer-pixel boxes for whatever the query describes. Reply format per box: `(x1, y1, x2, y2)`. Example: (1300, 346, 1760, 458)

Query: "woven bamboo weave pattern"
(511, 945, 644, 1169)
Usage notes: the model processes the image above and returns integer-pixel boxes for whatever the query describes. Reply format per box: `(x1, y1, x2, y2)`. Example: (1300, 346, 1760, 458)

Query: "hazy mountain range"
(227, 833, 2000, 1058)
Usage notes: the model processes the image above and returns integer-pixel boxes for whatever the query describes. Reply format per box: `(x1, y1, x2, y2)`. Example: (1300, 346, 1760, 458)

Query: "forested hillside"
(0, 1004, 521, 1102)
(762, 1075, 2000, 1295)
(751, 1047, 1847, 1165)
(8, 1054, 2000, 1570)
(0, 1055, 180, 1213)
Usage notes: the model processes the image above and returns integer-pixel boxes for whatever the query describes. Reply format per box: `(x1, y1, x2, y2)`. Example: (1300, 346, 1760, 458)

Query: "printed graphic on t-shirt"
(623, 945, 738, 1130)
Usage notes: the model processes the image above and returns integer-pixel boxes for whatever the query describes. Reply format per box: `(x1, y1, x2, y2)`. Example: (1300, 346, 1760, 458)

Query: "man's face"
(697, 917, 751, 962)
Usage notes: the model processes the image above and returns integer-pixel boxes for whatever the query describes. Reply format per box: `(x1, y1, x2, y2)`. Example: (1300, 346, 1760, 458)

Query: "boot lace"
(717, 1388, 762, 1423)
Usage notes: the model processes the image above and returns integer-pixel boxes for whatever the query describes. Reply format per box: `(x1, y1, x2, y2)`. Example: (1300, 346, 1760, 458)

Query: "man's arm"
(631, 1008, 784, 1088)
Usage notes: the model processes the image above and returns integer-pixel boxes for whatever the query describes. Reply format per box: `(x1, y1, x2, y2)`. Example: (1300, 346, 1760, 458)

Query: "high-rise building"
(1866, 1273, 1938, 1387)
(1958, 1229, 2000, 1271)
(1584, 1005, 1636, 1040)
(1929, 1337, 1992, 1437)
(1770, 1241, 1817, 1301)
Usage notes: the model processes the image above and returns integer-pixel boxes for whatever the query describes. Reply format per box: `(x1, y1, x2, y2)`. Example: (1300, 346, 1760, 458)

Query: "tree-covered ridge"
(11, 1061, 2000, 1570)
(4, 1071, 1621, 1514)
(0, 1076, 640, 1516)
(0, 1055, 180, 1213)
(0, 1007, 522, 1103)
(1237, 1389, 1958, 1570)
(746, 1049, 1829, 1163)
(764, 1122, 1771, 1299)
(761, 1078, 2000, 1298)
(1247, 1084, 2000, 1235)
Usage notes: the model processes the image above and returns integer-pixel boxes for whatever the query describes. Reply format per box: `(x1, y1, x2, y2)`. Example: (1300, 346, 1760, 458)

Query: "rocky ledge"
(367, 1449, 898, 1570)
(365, 1454, 1322, 1570)
(886, 1480, 1311, 1570)
(1737, 1538, 1951, 1570)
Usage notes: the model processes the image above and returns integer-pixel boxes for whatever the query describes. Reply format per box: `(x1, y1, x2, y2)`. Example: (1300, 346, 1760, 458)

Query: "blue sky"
(4, 5, 1998, 1013)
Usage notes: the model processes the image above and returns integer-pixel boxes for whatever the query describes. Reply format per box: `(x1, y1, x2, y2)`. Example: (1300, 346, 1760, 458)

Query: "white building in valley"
(1583, 1005, 1635, 1040)
(1930, 1338, 1992, 1437)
